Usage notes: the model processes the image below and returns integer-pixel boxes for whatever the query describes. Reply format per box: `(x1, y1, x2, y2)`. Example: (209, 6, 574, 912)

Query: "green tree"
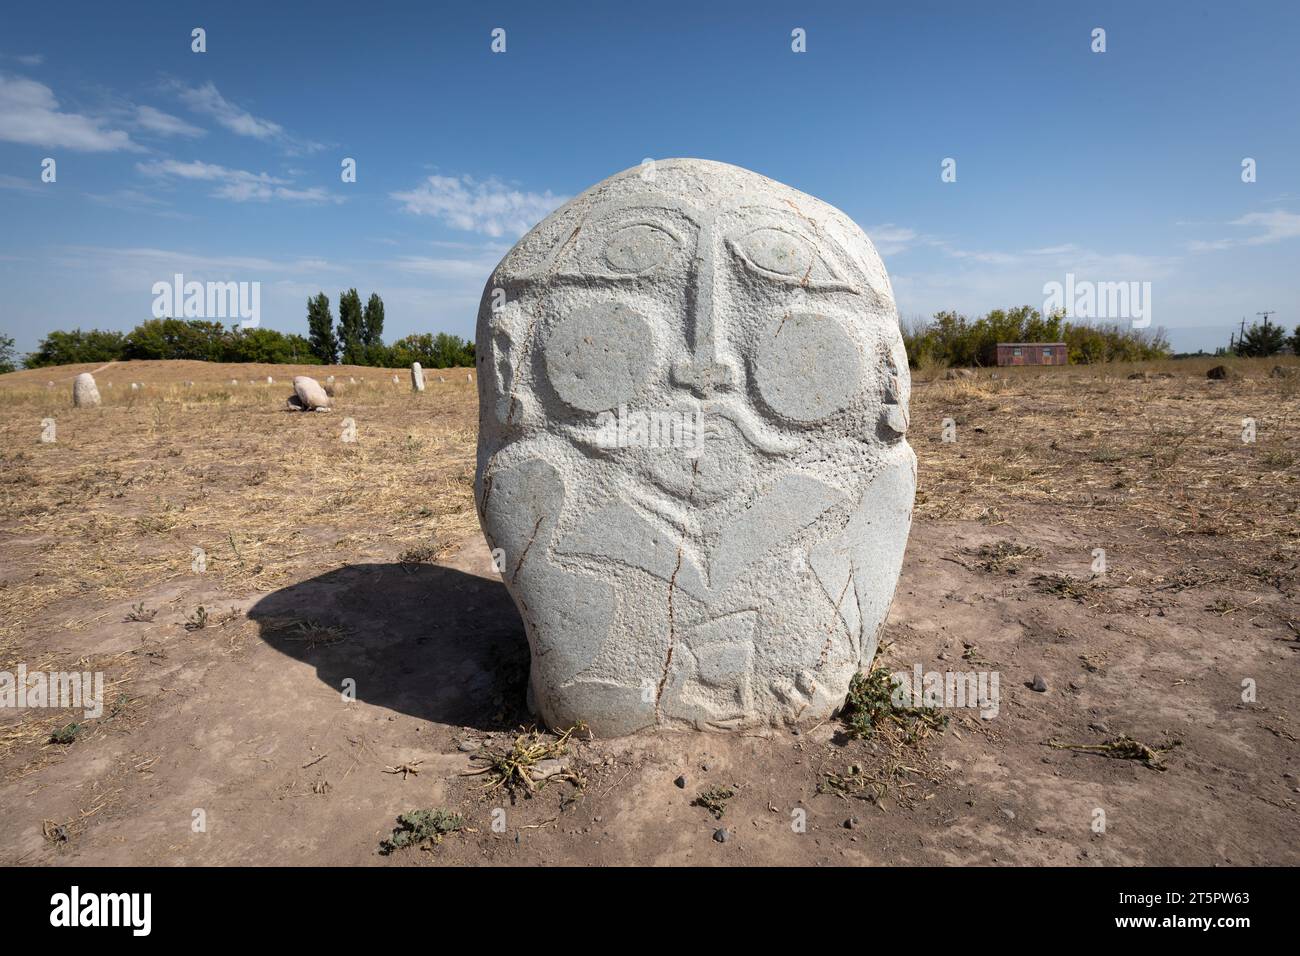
(24, 328, 127, 368)
(124, 318, 227, 360)
(338, 288, 365, 365)
(898, 308, 1169, 369)
(0, 334, 16, 374)
(1234, 320, 1286, 357)
(362, 293, 386, 364)
(306, 293, 338, 365)
(388, 332, 475, 369)
(224, 328, 321, 364)
(1288, 324, 1299, 356)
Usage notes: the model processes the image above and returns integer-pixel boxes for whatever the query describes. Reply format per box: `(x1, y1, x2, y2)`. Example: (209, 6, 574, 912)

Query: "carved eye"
(729, 226, 855, 290)
(732, 227, 815, 278)
(603, 224, 678, 275)
(544, 303, 655, 412)
(754, 313, 862, 422)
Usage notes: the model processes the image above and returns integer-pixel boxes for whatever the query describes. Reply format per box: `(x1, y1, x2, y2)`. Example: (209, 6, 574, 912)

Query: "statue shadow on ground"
(248, 563, 530, 733)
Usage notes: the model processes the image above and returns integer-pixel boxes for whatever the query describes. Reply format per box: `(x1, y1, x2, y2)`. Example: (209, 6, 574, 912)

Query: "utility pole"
(1256, 310, 1276, 328)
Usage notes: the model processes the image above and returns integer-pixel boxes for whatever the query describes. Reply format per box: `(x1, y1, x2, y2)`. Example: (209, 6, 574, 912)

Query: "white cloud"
(0, 73, 138, 151)
(864, 224, 920, 256)
(0, 173, 45, 194)
(87, 189, 185, 218)
(13, 54, 44, 67)
(392, 255, 498, 281)
(171, 80, 323, 152)
(137, 158, 341, 204)
(53, 245, 341, 287)
(1189, 210, 1300, 251)
(133, 105, 205, 138)
(392, 174, 566, 237)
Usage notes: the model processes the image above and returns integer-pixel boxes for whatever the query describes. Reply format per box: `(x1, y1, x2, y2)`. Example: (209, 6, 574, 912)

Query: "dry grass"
(1, 355, 1297, 789)
(913, 359, 1300, 554)
(0, 359, 478, 776)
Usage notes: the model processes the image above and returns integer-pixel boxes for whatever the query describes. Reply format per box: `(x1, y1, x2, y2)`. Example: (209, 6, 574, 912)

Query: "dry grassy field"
(1, 356, 1297, 865)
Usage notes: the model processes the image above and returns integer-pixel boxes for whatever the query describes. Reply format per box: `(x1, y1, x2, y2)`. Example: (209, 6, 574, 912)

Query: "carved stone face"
(475, 159, 915, 736)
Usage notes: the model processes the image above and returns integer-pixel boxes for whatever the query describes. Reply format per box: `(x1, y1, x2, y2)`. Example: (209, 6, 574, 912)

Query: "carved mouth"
(640, 404, 796, 506)
(562, 397, 800, 508)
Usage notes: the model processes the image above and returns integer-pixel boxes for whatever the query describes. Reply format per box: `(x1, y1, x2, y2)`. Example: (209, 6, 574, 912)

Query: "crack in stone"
(511, 515, 545, 585)
(817, 567, 855, 669)
(654, 545, 685, 721)
(654, 460, 699, 722)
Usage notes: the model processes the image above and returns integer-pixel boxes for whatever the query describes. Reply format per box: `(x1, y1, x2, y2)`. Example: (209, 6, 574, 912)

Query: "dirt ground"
(1, 356, 1297, 866)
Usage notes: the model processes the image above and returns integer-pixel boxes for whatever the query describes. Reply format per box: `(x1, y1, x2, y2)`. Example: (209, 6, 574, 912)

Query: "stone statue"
(73, 372, 101, 408)
(474, 159, 914, 736)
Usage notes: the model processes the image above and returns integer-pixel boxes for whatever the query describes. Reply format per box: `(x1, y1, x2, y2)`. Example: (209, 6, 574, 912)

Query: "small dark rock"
(713, 827, 730, 844)
(1030, 674, 1048, 693)
(674, 775, 687, 789)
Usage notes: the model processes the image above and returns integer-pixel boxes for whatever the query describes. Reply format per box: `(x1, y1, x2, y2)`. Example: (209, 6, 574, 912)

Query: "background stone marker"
(474, 159, 915, 736)
(73, 372, 100, 407)
(290, 375, 331, 411)
(411, 362, 425, 392)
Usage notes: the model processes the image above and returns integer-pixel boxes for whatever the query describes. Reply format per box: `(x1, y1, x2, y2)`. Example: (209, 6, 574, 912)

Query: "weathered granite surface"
(475, 159, 915, 735)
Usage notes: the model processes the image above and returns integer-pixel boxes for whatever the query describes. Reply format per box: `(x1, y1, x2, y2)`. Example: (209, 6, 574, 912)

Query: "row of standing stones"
(62, 365, 474, 411)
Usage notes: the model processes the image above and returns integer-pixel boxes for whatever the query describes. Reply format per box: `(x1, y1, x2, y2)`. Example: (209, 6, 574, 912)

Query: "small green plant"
(184, 606, 209, 631)
(693, 785, 735, 819)
(379, 809, 464, 854)
(125, 601, 156, 623)
(49, 723, 82, 745)
(842, 667, 948, 744)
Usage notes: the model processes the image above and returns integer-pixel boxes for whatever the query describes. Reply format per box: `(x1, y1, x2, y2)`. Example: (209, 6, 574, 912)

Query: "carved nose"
(671, 357, 736, 397)
(675, 218, 736, 397)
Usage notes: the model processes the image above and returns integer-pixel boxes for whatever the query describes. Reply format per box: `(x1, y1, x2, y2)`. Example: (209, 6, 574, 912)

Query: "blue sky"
(2, 0, 1297, 356)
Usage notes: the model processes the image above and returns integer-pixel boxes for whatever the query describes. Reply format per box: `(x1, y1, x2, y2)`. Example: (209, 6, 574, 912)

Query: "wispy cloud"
(132, 104, 204, 138)
(1189, 210, 1300, 251)
(137, 158, 341, 204)
(392, 174, 566, 238)
(392, 255, 499, 281)
(863, 224, 921, 257)
(10, 54, 44, 67)
(87, 188, 186, 219)
(52, 245, 341, 288)
(169, 80, 323, 153)
(0, 172, 50, 195)
(0, 73, 138, 151)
